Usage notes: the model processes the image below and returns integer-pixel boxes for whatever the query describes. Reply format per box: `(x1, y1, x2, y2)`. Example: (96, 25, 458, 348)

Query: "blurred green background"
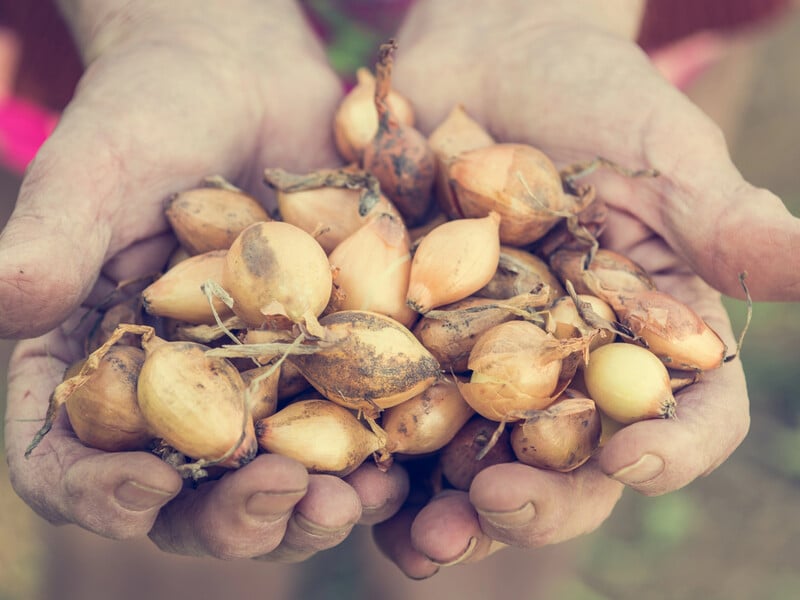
(2, 8, 799, 600)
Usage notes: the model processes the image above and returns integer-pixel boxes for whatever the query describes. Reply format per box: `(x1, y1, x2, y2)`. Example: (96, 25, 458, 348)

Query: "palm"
(373, 20, 752, 576)
(3, 17, 412, 561)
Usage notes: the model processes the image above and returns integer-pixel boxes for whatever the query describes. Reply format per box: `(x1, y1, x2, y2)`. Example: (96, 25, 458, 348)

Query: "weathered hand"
(373, 0, 796, 577)
(2, 0, 408, 561)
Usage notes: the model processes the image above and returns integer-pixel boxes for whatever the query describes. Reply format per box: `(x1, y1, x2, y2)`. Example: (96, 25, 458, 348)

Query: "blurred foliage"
(306, 0, 381, 80)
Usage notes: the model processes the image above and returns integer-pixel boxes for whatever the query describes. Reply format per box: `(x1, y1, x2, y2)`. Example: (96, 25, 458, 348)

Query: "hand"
(1, 0, 408, 560)
(373, 0, 798, 578)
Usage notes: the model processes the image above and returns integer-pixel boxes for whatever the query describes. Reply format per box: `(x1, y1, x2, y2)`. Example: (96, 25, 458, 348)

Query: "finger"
(148, 454, 309, 559)
(469, 461, 624, 547)
(343, 462, 410, 525)
(555, 58, 799, 301)
(254, 474, 362, 563)
(372, 507, 440, 580)
(598, 357, 749, 495)
(6, 338, 182, 538)
(660, 180, 800, 301)
(0, 169, 111, 338)
(0, 63, 239, 338)
(409, 490, 496, 566)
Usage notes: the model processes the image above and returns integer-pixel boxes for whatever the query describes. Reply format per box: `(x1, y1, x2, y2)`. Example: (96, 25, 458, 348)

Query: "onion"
(458, 320, 588, 422)
(265, 167, 402, 254)
(583, 342, 676, 424)
(382, 377, 474, 455)
(439, 415, 515, 491)
(286, 310, 441, 416)
(142, 249, 232, 325)
(604, 289, 727, 371)
(63, 346, 152, 452)
(222, 221, 332, 333)
(256, 399, 387, 476)
(475, 245, 565, 303)
(447, 143, 568, 245)
(333, 67, 415, 164)
(427, 104, 494, 218)
(407, 211, 501, 313)
(362, 40, 436, 226)
(136, 331, 257, 470)
(509, 395, 601, 472)
(239, 363, 280, 421)
(412, 293, 547, 373)
(328, 211, 417, 327)
(165, 178, 269, 255)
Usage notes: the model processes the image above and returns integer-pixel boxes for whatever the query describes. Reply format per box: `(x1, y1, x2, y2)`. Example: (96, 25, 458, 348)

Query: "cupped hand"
(374, 0, 798, 577)
(2, 0, 408, 560)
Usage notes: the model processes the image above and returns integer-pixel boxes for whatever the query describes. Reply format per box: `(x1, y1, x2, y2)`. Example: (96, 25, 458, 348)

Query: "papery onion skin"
(510, 395, 601, 472)
(606, 289, 727, 371)
(137, 340, 257, 468)
(428, 104, 495, 219)
(288, 310, 441, 416)
(65, 346, 152, 452)
(334, 67, 415, 164)
(222, 221, 332, 330)
(548, 294, 617, 352)
(549, 248, 656, 296)
(412, 296, 518, 373)
(165, 186, 269, 255)
(382, 377, 474, 455)
(256, 399, 384, 476)
(407, 211, 502, 314)
(448, 143, 567, 246)
(412, 292, 546, 373)
(142, 250, 232, 325)
(476, 245, 565, 303)
(439, 415, 514, 491)
(459, 320, 566, 421)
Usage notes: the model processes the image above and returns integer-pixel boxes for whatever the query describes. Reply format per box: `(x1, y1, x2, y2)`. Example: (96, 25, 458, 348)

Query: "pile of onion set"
(27, 40, 749, 499)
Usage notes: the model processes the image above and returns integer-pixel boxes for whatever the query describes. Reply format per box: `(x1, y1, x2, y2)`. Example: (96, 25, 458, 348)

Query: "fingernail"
(611, 453, 665, 484)
(245, 490, 305, 520)
(114, 480, 175, 511)
(427, 536, 478, 567)
(476, 501, 536, 529)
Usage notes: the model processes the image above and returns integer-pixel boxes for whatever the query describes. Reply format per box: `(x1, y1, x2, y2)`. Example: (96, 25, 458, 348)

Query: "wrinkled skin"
(1, 1, 409, 562)
(373, 2, 799, 578)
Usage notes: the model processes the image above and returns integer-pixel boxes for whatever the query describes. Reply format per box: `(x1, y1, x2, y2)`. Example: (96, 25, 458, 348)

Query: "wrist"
(54, 0, 325, 65)
(400, 0, 645, 42)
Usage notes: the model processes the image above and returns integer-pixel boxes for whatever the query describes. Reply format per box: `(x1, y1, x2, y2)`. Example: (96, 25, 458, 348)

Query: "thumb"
(647, 138, 800, 301)
(0, 125, 112, 338)
(678, 183, 800, 301)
